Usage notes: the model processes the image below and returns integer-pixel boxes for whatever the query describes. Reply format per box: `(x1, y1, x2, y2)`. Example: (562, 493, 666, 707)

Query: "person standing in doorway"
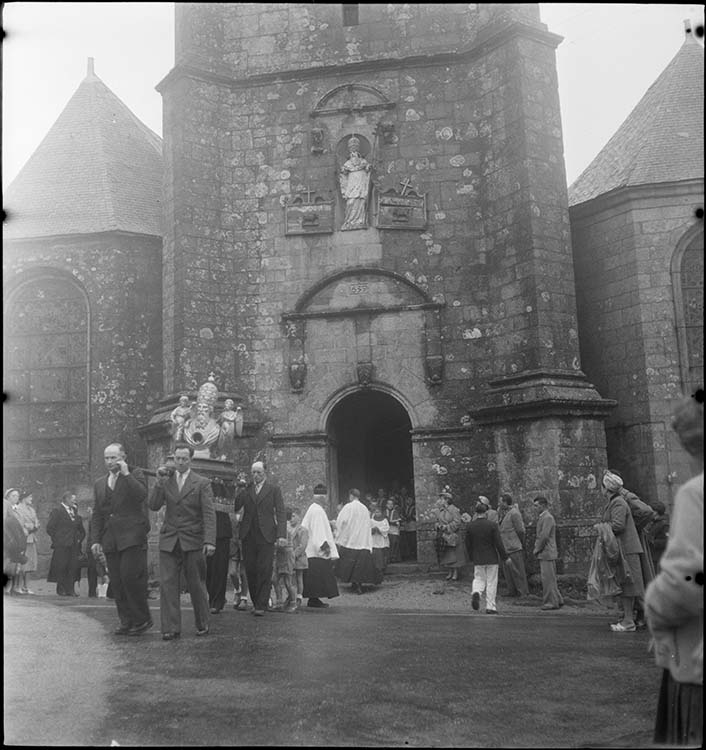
(149, 443, 216, 640)
(234, 461, 287, 616)
(399, 486, 416, 561)
(335, 488, 376, 593)
(532, 496, 564, 611)
(498, 494, 529, 598)
(90, 443, 152, 636)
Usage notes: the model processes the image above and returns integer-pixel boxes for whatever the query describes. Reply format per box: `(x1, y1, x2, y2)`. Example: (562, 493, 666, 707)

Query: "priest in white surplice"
(300, 484, 339, 609)
(334, 488, 377, 593)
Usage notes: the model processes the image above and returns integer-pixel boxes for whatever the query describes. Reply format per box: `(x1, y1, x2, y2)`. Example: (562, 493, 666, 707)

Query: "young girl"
(273, 507, 298, 612)
(291, 508, 309, 610)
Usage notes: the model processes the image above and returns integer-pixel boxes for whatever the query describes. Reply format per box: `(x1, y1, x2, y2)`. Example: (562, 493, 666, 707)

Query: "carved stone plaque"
(284, 188, 334, 235)
(375, 183, 427, 230)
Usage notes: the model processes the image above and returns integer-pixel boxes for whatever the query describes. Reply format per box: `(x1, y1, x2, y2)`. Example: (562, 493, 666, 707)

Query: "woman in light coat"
(645, 393, 703, 746)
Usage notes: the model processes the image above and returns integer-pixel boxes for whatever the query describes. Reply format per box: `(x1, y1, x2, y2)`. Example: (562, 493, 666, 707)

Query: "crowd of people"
(3, 392, 702, 744)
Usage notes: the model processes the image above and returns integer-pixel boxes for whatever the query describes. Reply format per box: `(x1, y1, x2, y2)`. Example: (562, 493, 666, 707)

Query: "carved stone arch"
(311, 83, 395, 118)
(282, 267, 445, 392)
(319, 382, 421, 433)
(294, 266, 434, 313)
(3, 267, 91, 464)
(670, 222, 704, 393)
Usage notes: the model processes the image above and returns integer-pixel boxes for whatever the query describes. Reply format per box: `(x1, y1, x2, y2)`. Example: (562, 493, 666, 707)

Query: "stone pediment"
(312, 83, 395, 117)
(289, 268, 437, 318)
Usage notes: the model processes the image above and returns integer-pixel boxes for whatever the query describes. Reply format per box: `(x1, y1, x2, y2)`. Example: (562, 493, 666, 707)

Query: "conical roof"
(569, 32, 704, 206)
(4, 59, 163, 239)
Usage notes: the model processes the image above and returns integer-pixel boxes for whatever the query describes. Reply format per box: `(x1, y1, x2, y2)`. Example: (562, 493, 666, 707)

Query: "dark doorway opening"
(327, 389, 416, 559)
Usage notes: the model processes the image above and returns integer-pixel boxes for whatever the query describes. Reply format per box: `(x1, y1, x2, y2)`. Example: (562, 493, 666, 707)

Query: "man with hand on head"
(149, 443, 216, 640)
(234, 461, 287, 616)
(91, 443, 151, 635)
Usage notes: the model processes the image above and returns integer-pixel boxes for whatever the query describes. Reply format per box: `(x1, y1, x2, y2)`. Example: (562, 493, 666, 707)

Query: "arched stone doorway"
(326, 389, 417, 561)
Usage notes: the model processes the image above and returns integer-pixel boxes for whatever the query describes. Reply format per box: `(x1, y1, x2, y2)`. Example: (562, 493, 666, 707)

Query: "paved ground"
(4, 571, 659, 747)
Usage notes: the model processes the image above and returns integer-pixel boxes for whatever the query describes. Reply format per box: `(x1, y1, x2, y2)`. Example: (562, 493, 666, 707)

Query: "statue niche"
(171, 374, 243, 460)
(338, 135, 372, 231)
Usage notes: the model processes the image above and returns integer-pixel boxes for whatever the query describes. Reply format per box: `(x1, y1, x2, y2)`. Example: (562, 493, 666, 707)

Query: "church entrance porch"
(326, 389, 416, 561)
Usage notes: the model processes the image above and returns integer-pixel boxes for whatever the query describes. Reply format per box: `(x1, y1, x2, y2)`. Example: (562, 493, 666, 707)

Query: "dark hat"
(313, 483, 327, 495)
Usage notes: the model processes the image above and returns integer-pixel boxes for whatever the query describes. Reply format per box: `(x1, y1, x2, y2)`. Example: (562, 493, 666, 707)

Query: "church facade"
(151, 3, 613, 567)
(9, 4, 701, 574)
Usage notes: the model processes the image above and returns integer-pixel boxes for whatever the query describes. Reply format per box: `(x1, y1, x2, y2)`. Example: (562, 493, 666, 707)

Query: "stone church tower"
(155, 3, 613, 567)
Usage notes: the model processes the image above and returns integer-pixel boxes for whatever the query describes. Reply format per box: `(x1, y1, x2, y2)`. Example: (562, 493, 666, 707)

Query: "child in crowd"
(230, 508, 249, 610)
(272, 507, 298, 612)
(370, 501, 390, 584)
(291, 507, 309, 610)
(384, 498, 401, 563)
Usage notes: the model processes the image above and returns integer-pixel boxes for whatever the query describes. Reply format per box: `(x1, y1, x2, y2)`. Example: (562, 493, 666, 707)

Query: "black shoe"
(471, 592, 480, 611)
(486, 609, 498, 615)
(307, 598, 329, 608)
(162, 632, 180, 641)
(114, 624, 131, 635)
(209, 608, 222, 615)
(128, 619, 153, 636)
(196, 626, 209, 636)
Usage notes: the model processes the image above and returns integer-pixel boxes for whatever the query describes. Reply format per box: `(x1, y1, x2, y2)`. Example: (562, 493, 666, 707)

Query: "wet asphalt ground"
(4, 572, 658, 748)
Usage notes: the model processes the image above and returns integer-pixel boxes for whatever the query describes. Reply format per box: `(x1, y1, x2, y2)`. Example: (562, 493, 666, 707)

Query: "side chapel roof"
(568, 25, 704, 207)
(4, 59, 163, 239)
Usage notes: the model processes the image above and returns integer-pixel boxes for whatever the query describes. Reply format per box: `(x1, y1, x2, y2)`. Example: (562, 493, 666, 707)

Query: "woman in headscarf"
(432, 489, 469, 582)
(600, 469, 645, 632)
(645, 391, 703, 746)
(12, 491, 40, 594)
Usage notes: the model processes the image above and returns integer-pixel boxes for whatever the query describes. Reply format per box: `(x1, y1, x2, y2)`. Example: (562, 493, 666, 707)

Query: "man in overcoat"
(234, 461, 287, 616)
(149, 443, 216, 640)
(533, 495, 564, 611)
(91, 444, 151, 634)
(47, 491, 85, 596)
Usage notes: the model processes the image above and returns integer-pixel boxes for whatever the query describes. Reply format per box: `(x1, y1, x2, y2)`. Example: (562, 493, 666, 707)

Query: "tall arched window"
(4, 274, 89, 463)
(672, 227, 704, 392)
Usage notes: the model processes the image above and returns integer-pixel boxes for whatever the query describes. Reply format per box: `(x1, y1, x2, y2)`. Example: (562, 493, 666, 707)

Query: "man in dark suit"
(90, 443, 152, 636)
(46, 491, 85, 596)
(234, 461, 287, 616)
(149, 443, 216, 640)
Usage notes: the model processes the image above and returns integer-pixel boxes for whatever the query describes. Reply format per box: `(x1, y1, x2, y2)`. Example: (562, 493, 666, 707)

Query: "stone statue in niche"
(217, 399, 243, 460)
(339, 135, 372, 231)
(180, 374, 240, 459)
(169, 395, 193, 445)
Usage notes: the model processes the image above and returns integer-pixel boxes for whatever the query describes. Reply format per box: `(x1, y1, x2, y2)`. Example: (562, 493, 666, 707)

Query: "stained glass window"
(4, 276, 89, 462)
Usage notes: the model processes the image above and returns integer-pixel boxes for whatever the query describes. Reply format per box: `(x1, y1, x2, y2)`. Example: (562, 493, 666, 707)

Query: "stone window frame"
(3, 268, 91, 466)
(670, 223, 704, 394)
(342, 4, 359, 27)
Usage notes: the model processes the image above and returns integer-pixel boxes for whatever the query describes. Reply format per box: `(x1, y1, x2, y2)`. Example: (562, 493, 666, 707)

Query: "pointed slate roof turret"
(4, 58, 163, 239)
(569, 21, 704, 206)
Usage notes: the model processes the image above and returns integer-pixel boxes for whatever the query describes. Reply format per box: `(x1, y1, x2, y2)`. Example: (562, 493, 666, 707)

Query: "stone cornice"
(410, 427, 475, 442)
(269, 432, 328, 447)
(568, 178, 705, 222)
(471, 397, 617, 424)
(156, 22, 562, 94)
